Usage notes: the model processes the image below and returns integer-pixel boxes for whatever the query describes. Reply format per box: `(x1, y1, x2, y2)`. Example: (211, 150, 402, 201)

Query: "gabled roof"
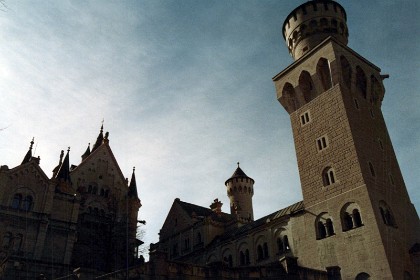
(210, 201, 304, 244)
(176, 199, 235, 223)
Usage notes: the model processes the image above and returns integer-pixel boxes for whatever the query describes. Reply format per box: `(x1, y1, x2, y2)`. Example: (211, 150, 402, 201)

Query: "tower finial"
(237, 162, 240, 168)
(30, 137, 34, 150)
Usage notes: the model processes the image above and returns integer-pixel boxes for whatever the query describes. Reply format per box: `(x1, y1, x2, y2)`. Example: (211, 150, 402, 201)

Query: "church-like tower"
(273, 1, 420, 279)
(225, 163, 254, 222)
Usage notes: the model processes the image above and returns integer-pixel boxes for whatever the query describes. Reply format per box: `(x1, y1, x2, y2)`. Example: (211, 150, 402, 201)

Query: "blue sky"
(0, 0, 419, 257)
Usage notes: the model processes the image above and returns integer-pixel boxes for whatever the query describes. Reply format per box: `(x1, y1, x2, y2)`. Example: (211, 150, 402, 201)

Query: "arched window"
(281, 83, 297, 113)
(323, 167, 336, 186)
(353, 209, 363, 227)
(379, 201, 397, 227)
(370, 75, 382, 104)
(342, 212, 353, 231)
(299, 71, 316, 102)
(316, 58, 332, 91)
(356, 66, 367, 99)
(257, 245, 263, 261)
(326, 219, 335, 235)
(317, 221, 327, 239)
(2, 232, 12, 249)
(240, 251, 245, 265)
(100, 188, 105, 196)
(263, 242, 269, 259)
(340, 56, 352, 89)
(355, 272, 371, 280)
(368, 162, 376, 177)
(22, 195, 33, 211)
(13, 234, 23, 254)
(228, 255, 233, 267)
(316, 213, 334, 239)
(283, 235, 290, 251)
(11, 194, 22, 209)
(245, 249, 250, 264)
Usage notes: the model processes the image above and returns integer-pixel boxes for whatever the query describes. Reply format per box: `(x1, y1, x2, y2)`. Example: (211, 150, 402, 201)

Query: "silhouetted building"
(0, 126, 141, 279)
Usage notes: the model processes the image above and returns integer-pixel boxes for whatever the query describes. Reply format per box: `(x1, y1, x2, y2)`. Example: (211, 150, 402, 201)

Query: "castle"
(141, 1, 419, 279)
(0, 126, 142, 279)
(0, 0, 419, 279)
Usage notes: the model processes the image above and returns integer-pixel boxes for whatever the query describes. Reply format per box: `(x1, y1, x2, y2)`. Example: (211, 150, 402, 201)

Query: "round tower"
(283, 0, 348, 60)
(225, 163, 254, 222)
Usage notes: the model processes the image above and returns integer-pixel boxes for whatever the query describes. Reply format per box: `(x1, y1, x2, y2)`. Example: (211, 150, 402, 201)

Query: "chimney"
(210, 199, 223, 214)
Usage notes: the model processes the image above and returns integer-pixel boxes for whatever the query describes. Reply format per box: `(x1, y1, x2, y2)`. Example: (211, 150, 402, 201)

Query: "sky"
(0, 0, 419, 258)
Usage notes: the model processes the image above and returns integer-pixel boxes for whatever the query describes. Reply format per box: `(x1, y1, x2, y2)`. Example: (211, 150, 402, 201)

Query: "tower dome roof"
(282, 0, 348, 60)
(225, 163, 254, 185)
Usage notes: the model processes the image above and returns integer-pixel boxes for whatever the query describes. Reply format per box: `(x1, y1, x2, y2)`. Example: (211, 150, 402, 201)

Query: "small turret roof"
(81, 143, 91, 161)
(91, 124, 104, 152)
(55, 147, 71, 183)
(128, 167, 139, 198)
(225, 162, 254, 185)
(21, 138, 34, 165)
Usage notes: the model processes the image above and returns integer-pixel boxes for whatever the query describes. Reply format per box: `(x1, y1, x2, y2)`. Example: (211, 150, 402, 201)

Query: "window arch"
(281, 82, 297, 113)
(379, 201, 397, 227)
(322, 167, 336, 186)
(370, 75, 382, 104)
(299, 71, 316, 102)
(11, 194, 22, 209)
(316, 213, 335, 239)
(316, 58, 332, 91)
(22, 195, 33, 211)
(2, 232, 12, 249)
(277, 234, 291, 254)
(340, 56, 352, 89)
(263, 242, 269, 259)
(356, 66, 367, 99)
(368, 162, 376, 177)
(355, 272, 371, 280)
(257, 245, 263, 261)
(341, 203, 363, 231)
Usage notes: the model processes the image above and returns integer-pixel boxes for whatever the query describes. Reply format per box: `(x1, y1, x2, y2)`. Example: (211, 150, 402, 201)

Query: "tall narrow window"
(353, 209, 363, 227)
(11, 194, 22, 209)
(368, 162, 376, 177)
(299, 71, 316, 102)
(340, 56, 352, 89)
(326, 219, 335, 235)
(316, 58, 332, 91)
(263, 242, 269, 259)
(22, 195, 33, 211)
(245, 249, 250, 264)
(356, 66, 367, 99)
(323, 167, 336, 186)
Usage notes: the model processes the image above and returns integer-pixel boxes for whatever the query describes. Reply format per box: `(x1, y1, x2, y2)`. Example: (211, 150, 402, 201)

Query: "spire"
(81, 143, 91, 161)
(225, 162, 254, 185)
(21, 138, 34, 164)
(91, 124, 104, 152)
(128, 167, 139, 198)
(55, 147, 71, 183)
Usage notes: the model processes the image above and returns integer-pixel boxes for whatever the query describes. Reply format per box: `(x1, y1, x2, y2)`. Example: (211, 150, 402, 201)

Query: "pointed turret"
(91, 124, 104, 152)
(225, 162, 255, 222)
(21, 138, 34, 164)
(128, 167, 139, 198)
(81, 143, 91, 161)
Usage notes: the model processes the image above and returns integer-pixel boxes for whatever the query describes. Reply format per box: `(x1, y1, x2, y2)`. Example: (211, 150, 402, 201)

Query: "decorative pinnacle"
(133, 166, 136, 173)
(67, 147, 70, 152)
(29, 137, 35, 150)
(237, 162, 240, 168)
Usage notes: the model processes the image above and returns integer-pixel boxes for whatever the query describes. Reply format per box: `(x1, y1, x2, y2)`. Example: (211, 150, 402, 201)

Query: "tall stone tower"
(225, 163, 254, 222)
(273, 0, 420, 279)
